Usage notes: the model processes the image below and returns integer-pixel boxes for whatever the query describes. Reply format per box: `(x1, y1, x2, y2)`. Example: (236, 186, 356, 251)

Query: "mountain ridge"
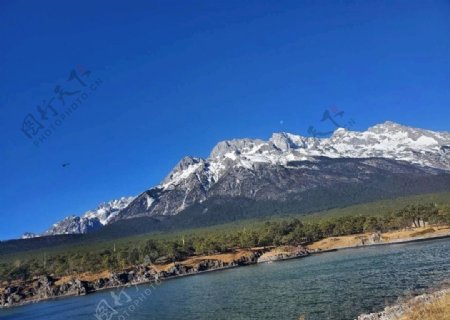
(21, 122, 450, 239)
(21, 197, 135, 239)
(115, 121, 450, 221)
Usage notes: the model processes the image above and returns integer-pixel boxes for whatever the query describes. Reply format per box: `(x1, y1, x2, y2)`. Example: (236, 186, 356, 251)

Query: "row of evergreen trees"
(1, 204, 449, 283)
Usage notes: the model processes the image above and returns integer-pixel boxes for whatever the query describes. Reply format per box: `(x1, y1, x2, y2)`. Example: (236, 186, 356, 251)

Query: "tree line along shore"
(1, 202, 450, 308)
(2, 203, 450, 285)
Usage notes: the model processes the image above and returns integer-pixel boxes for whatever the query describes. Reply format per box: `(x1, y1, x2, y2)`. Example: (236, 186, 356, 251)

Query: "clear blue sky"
(1, 0, 450, 240)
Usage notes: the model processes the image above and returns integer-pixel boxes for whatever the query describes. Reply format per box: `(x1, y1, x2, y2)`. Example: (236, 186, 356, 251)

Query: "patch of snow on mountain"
(170, 121, 450, 192)
(145, 194, 155, 209)
(83, 196, 135, 225)
(160, 162, 204, 189)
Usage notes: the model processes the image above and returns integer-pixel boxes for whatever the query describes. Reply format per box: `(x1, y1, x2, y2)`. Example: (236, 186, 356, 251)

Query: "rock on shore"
(357, 288, 450, 320)
(257, 246, 308, 263)
(0, 250, 262, 308)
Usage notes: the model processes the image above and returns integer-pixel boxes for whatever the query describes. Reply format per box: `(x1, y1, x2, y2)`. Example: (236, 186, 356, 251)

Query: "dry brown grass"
(307, 226, 450, 251)
(79, 270, 112, 282)
(382, 226, 447, 241)
(154, 249, 254, 270)
(400, 293, 450, 320)
(54, 270, 112, 285)
(307, 234, 365, 250)
(181, 250, 253, 267)
(410, 228, 436, 237)
(54, 275, 74, 286)
(257, 246, 297, 260)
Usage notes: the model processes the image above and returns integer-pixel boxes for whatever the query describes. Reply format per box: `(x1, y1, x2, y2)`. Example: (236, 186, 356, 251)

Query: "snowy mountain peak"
(369, 120, 403, 130)
(22, 196, 135, 238)
(160, 157, 206, 189)
(169, 122, 450, 191)
(83, 196, 135, 225)
(331, 127, 349, 137)
(209, 138, 265, 158)
(270, 132, 309, 152)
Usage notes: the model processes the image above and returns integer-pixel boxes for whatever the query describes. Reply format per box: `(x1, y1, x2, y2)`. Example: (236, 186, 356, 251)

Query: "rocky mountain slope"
(115, 121, 450, 221)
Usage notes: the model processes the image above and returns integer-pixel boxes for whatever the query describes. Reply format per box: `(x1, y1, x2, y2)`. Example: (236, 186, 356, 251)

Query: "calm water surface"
(1, 238, 450, 320)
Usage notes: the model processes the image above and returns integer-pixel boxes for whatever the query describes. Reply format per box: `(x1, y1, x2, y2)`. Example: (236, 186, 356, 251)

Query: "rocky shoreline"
(357, 288, 450, 320)
(0, 246, 308, 309)
(2, 232, 449, 310)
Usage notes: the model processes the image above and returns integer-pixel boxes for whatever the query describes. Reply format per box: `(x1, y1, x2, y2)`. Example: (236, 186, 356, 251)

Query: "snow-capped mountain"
(22, 197, 135, 238)
(171, 121, 450, 190)
(208, 121, 450, 172)
(115, 121, 450, 221)
(21, 121, 450, 239)
(82, 197, 136, 225)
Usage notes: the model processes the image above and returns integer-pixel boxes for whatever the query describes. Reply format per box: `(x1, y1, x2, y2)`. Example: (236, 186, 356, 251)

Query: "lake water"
(2, 238, 450, 320)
